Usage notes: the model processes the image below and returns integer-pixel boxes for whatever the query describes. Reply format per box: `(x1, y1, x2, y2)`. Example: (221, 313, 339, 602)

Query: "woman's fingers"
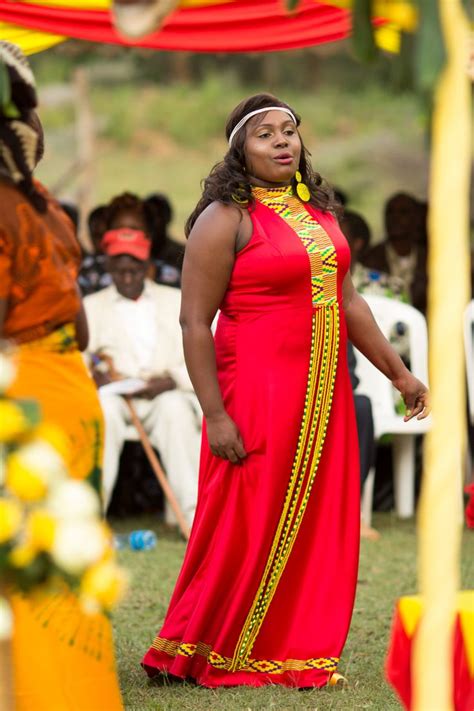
(207, 414, 247, 462)
(404, 391, 431, 421)
(211, 441, 246, 462)
(416, 393, 431, 420)
(224, 441, 246, 463)
(227, 448, 241, 464)
(234, 436, 247, 459)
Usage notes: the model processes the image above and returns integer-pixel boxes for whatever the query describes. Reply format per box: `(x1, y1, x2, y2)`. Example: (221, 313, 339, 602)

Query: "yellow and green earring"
(231, 184, 249, 206)
(295, 170, 311, 202)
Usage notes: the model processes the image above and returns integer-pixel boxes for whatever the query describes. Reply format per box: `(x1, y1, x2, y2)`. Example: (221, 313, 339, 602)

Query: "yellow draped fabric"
(0, 23, 65, 55)
(7, 325, 123, 711)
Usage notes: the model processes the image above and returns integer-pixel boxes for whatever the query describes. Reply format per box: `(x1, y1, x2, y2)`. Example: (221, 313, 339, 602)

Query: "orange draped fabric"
(0, 180, 81, 344)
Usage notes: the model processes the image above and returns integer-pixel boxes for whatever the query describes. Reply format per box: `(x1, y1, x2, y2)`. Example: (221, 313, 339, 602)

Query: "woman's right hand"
(206, 411, 247, 463)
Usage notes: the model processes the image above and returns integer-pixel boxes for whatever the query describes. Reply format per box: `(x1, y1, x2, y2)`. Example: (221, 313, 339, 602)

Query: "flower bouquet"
(0, 349, 127, 708)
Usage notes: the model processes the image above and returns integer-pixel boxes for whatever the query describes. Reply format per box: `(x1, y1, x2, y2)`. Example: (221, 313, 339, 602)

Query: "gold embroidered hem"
(151, 636, 339, 674)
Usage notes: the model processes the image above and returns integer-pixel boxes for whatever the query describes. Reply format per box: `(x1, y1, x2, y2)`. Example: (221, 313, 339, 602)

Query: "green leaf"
(2, 100, 20, 119)
(352, 0, 378, 63)
(415, 0, 446, 92)
(16, 399, 42, 428)
(461, 0, 473, 21)
(0, 60, 11, 110)
(285, 0, 301, 10)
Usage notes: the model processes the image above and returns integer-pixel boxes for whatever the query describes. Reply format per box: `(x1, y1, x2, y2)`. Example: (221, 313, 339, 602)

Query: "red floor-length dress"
(142, 185, 360, 688)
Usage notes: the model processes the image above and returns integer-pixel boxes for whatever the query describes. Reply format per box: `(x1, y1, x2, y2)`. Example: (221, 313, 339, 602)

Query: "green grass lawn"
(110, 513, 473, 711)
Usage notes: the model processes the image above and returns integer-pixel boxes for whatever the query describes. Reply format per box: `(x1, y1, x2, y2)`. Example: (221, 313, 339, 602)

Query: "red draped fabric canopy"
(0, 0, 382, 53)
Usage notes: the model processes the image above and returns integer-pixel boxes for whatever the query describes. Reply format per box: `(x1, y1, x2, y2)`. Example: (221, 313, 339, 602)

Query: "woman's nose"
(274, 134, 288, 147)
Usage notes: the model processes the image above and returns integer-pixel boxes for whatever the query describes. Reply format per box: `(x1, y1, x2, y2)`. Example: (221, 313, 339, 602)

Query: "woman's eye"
(285, 129, 295, 136)
(258, 133, 271, 139)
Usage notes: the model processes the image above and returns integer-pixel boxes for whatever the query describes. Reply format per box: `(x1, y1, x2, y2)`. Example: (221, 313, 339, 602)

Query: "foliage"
(285, 0, 454, 95)
(415, 0, 446, 93)
(36, 63, 426, 240)
(353, 0, 377, 63)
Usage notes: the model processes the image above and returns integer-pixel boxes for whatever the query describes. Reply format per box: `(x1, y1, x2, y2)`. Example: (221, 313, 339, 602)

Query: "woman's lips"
(273, 155, 294, 165)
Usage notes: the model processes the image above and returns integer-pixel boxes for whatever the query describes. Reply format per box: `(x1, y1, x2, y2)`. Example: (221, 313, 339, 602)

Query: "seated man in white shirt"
(83, 227, 200, 527)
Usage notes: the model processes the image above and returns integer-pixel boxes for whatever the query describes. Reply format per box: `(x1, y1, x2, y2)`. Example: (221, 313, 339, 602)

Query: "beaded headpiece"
(0, 41, 46, 212)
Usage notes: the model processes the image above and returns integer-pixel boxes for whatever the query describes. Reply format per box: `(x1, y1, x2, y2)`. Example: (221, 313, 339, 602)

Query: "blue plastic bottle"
(128, 530, 157, 551)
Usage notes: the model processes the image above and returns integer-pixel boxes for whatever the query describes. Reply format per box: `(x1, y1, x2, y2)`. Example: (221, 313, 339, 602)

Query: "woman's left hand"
(392, 372, 431, 422)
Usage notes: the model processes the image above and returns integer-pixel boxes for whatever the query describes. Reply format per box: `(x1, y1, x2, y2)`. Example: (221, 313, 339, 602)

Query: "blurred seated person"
(59, 200, 79, 234)
(83, 228, 200, 527)
(342, 208, 410, 365)
(348, 342, 379, 541)
(144, 192, 183, 287)
(77, 204, 112, 295)
(333, 187, 348, 209)
(341, 209, 408, 302)
(362, 193, 428, 312)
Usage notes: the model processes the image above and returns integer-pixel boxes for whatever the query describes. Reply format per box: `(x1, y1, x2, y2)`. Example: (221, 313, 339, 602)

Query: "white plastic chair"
(464, 300, 474, 425)
(355, 295, 431, 520)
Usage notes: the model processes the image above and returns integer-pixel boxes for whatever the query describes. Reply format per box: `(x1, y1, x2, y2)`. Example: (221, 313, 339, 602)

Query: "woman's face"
(243, 110, 302, 186)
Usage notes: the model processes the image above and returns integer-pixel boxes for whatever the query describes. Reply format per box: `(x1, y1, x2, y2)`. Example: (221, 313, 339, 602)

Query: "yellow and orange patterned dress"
(0, 178, 123, 710)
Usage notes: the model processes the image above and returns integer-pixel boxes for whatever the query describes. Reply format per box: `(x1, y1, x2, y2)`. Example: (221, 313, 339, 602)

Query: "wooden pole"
(413, 1, 471, 709)
(97, 354, 191, 540)
(123, 396, 191, 541)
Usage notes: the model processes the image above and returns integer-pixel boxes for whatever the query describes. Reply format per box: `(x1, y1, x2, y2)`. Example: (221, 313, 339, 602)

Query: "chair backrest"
(354, 295, 431, 437)
(464, 300, 474, 424)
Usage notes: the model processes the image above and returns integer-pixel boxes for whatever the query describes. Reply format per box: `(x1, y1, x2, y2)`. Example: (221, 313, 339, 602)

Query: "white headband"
(228, 106, 297, 147)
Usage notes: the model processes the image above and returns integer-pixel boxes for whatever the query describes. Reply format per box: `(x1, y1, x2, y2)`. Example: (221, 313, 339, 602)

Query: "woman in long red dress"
(142, 94, 430, 688)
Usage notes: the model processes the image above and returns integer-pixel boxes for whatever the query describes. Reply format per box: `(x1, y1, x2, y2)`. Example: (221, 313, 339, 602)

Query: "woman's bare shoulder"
(188, 201, 246, 251)
(195, 200, 245, 226)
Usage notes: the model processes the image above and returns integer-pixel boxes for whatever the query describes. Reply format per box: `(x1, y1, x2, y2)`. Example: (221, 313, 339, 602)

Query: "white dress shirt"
(83, 280, 192, 391)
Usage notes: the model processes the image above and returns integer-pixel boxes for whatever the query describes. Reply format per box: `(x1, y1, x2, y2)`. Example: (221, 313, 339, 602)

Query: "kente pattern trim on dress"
(151, 636, 339, 674)
(230, 187, 340, 671)
(252, 186, 337, 307)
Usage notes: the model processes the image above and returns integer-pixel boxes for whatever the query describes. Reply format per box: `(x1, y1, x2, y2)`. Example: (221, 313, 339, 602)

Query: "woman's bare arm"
(342, 272, 430, 420)
(180, 202, 248, 463)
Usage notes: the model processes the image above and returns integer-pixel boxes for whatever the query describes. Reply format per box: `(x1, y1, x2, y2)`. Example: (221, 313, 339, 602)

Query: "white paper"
(99, 378, 147, 396)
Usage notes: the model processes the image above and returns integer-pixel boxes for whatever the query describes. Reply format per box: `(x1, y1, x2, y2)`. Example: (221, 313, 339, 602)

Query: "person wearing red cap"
(83, 226, 201, 527)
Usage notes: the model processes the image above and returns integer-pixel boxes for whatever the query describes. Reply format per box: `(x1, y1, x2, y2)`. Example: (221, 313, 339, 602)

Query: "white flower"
(16, 440, 67, 485)
(51, 520, 107, 575)
(47, 480, 100, 521)
(0, 353, 16, 392)
(0, 597, 13, 640)
(7, 439, 68, 501)
(16, 439, 67, 486)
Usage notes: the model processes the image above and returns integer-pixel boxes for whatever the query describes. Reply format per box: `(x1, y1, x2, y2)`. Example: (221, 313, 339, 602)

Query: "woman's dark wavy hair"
(185, 93, 338, 237)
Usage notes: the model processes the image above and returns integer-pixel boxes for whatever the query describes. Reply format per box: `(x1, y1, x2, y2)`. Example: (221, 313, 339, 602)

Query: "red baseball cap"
(101, 228, 151, 261)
